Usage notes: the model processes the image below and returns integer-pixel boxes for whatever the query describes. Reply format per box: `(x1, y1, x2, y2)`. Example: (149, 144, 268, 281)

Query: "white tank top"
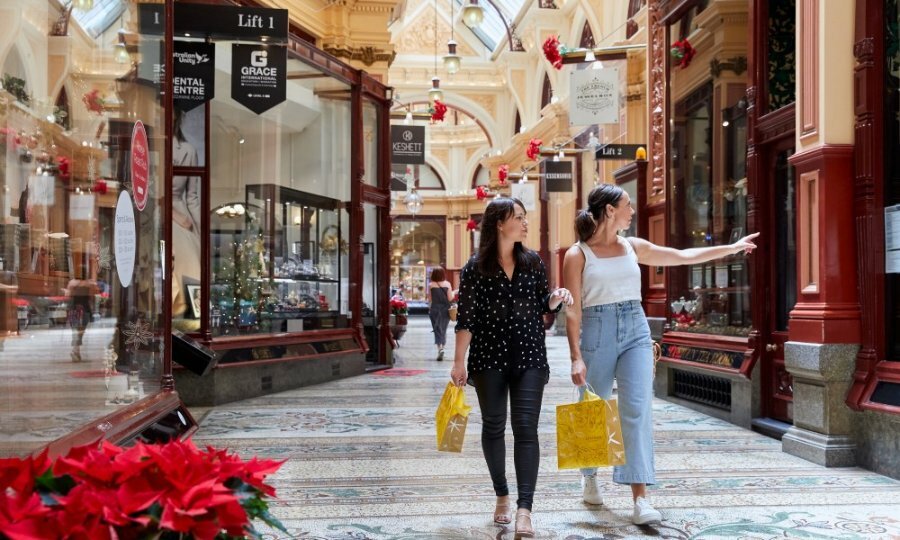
(578, 237, 643, 308)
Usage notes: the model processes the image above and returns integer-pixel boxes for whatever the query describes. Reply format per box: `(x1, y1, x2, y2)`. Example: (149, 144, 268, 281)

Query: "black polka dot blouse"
(455, 253, 561, 380)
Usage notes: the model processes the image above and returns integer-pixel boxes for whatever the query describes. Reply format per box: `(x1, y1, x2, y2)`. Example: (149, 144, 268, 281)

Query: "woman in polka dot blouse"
(450, 197, 573, 538)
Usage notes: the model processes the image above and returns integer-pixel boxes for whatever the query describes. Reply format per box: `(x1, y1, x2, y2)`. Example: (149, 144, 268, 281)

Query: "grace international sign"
(570, 67, 619, 126)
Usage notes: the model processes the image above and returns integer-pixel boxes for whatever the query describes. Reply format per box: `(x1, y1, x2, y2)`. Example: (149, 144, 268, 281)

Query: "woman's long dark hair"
(575, 184, 625, 242)
(474, 197, 539, 275)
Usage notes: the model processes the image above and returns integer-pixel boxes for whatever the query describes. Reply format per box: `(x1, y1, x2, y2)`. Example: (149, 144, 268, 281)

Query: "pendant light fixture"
(443, 0, 461, 74)
(115, 28, 130, 64)
(429, 0, 443, 104)
(462, 0, 484, 27)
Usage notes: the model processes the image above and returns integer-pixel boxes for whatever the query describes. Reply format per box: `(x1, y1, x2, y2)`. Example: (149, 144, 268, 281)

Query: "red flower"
(526, 138, 542, 161)
(466, 218, 478, 231)
(670, 38, 696, 69)
(0, 439, 285, 538)
(542, 35, 563, 70)
(82, 89, 105, 115)
(94, 180, 108, 194)
(56, 156, 70, 183)
(497, 164, 509, 184)
(390, 296, 408, 315)
(475, 186, 489, 201)
(430, 100, 448, 123)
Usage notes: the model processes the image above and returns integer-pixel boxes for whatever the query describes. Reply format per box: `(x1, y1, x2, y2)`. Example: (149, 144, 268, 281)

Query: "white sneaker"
(632, 497, 662, 525)
(581, 474, 603, 505)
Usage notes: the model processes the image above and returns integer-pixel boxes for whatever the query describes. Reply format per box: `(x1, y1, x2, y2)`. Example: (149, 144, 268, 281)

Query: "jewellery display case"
(208, 184, 348, 336)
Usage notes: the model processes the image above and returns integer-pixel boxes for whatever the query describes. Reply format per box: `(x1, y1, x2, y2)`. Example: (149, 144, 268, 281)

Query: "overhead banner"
(543, 160, 574, 192)
(390, 125, 426, 165)
(174, 41, 215, 111)
(570, 67, 619, 126)
(139, 3, 288, 42)
(231, 44, 287, 115)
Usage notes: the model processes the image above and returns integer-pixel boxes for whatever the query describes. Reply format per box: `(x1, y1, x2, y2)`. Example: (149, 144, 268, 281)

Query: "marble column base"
(782, 426, 856, 467)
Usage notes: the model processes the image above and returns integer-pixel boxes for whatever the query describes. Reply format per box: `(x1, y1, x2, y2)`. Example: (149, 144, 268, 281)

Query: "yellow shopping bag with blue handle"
(435, 382, 471, 452)
(556, 387, 626, 469)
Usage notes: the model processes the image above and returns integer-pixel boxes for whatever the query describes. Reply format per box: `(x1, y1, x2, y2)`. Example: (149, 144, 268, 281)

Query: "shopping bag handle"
(572, 383, 598, 402)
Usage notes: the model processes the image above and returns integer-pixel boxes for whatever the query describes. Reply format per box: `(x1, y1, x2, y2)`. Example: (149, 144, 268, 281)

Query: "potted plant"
(0, 438, 287, 539)
(389, 295, 408, 341)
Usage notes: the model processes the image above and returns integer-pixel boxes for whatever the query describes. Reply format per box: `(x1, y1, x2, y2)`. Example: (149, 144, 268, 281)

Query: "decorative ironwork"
(672, 369, 732, 410)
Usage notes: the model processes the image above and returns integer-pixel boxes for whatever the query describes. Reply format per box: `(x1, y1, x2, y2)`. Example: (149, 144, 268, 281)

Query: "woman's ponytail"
(575, 208, 597, 243)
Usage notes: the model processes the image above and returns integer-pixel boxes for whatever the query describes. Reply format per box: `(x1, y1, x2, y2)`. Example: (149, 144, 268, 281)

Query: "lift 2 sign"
(232, 44, 286, 114)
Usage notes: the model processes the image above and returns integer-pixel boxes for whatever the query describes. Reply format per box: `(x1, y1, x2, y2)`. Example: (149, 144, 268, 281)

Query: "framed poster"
(186, 284, 202, 319)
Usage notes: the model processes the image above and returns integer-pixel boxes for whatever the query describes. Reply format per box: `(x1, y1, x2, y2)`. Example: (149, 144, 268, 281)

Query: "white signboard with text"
(570, 67, 619, 126)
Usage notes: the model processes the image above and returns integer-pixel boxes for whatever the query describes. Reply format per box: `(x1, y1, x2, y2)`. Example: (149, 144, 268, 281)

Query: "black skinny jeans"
(471, 368, 545, 511)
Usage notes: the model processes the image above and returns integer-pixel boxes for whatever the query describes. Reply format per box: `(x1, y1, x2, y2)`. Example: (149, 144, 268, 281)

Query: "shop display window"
(668, 83, 751, 337)
(390, 218, 446, 308)
(0, 0, 169, 456)
(207, 48, 352, 336)
(885, 0, 900, 361)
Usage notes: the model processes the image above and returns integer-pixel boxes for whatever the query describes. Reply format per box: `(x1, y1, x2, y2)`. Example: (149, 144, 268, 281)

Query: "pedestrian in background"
(427, 266, 454, 361)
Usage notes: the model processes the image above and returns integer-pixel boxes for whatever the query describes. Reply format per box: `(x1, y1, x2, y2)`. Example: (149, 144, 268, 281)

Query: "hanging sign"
(231, 44, 287, 115)
(137, 40, 163, 86)
(543, 160, 574, 192)
(595, 144, 645, 160)
(139, 3, 288, 42)
(131, 121, 150, 211)
(511, 181, 537, 212)
(114, 191, 136, 288)
(570, 67, 619, 126)
(390, 125, 426, 165)
(174, 41, 215, 111)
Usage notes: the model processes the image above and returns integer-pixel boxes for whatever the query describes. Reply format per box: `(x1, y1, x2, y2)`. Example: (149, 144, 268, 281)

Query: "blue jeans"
(579, 300, 655, 485)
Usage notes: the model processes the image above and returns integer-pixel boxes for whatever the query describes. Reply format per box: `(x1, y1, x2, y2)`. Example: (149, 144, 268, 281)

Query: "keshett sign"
(391, 125, 426, 165)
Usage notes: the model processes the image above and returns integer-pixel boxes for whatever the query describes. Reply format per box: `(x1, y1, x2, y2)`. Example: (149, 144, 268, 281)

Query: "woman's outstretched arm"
(628, 232, 758, 267)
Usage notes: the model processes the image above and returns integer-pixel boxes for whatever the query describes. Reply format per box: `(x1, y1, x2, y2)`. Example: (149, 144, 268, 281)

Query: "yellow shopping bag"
(556, 388, 626, 469)
(435, 382, 472, 452)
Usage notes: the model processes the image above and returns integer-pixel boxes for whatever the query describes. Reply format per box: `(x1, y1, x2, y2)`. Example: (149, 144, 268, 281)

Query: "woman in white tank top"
(562, 184, 759, 525)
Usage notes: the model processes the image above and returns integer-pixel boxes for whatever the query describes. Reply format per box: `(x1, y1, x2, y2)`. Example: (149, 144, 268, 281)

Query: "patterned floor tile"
(194, 317, 900, 539)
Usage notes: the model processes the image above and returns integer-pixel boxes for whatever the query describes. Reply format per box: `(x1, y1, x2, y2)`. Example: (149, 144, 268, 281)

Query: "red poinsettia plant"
(466, 218, 478, 232)
(82, 89, 105, 115)
(390, 296, 408, 316)
(0, 438, 287, 540)
(497, 164, 509, 185)
(56, 156, 71, 183)
(526, 138, 542, 161)
(670, 38, 696, 69)
(430, 100, 448, 123)
(542, 35, 565, 70)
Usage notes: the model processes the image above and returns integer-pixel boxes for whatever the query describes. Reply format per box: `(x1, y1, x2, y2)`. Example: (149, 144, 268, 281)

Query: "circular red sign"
(130, 121, 149, 211)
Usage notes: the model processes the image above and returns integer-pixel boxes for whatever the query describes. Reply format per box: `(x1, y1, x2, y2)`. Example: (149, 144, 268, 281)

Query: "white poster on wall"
(114, 191, 136, 288)
(569, 67, 619, 126)
(886, 205, 900, 273)
(511, 181, 537, 212)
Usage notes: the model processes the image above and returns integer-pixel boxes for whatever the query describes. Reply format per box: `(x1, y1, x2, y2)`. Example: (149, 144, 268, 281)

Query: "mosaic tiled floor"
(193, 317, 900, 539)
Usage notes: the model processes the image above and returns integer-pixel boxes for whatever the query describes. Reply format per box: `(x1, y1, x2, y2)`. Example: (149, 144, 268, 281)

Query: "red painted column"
(788, 147, 861, 344)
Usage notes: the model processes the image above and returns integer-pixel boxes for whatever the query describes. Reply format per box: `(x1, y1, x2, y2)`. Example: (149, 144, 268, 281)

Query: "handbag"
(448, 303, 458, 321)
(435, 382, 471, 452)
(556, 386, 626, 470)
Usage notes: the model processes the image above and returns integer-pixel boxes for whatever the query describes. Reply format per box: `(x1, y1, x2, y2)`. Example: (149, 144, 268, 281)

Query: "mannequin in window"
(171, 109, 202, 318)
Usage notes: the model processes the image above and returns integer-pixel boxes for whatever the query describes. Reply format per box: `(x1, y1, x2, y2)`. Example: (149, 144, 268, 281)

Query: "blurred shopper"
(427, 266, 454, 361)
